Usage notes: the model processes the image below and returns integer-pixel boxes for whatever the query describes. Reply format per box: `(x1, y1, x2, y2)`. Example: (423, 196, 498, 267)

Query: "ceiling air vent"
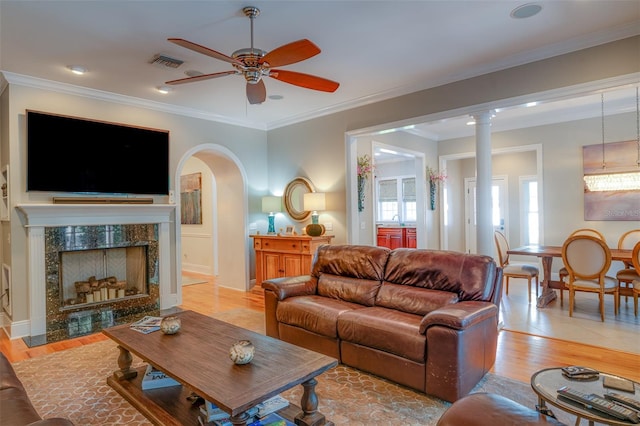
(149, 54, 184, 69)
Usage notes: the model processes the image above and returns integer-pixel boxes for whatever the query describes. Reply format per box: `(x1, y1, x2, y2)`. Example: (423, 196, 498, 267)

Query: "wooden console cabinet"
(376, 227, 416, 249)
(251, 234, 334, 286)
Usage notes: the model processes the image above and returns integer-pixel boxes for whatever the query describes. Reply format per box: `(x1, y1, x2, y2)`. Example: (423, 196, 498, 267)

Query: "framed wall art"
(180, 172, 202, 225)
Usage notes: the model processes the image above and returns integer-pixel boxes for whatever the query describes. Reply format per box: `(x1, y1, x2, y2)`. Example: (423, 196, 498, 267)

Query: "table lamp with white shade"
(261, 196, 281, 234)
(303, 192, 326, 236)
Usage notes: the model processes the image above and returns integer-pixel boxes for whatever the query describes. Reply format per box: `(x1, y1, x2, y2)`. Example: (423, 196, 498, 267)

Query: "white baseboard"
(0, 314, 30, 339)
(181, 262, 213, 275)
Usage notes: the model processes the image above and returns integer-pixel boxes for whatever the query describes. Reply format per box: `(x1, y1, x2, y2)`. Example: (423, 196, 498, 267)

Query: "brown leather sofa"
(262, 244, 503, 403)
(1, 352, 75, 425)
(437, 393, 567, 425)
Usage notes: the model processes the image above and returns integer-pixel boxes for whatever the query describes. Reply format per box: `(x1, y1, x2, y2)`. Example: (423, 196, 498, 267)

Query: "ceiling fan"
(165, 6, 339, 105)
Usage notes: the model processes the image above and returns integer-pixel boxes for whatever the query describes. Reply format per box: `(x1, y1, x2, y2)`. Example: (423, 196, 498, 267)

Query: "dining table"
(506, 245, 632, 308)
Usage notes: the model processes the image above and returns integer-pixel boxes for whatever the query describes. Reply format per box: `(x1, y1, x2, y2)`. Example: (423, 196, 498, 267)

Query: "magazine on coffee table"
(130, 316, 163, 334)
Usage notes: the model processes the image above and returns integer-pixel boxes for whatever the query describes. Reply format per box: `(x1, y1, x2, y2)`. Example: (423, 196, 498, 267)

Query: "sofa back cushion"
(375, 283, 459, 315)
(312, 245, 390, 306)
(383, 248, 499, 302)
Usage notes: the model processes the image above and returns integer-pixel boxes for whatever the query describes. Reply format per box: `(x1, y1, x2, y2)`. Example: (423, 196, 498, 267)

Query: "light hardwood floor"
(2, 272, 638, 386)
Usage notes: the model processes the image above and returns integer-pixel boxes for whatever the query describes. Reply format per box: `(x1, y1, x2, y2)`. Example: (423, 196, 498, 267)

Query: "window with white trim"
(377, 177, 416, 223)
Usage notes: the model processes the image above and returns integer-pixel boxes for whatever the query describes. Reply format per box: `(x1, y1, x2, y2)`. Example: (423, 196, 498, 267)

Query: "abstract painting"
(180, 172, 202, 224)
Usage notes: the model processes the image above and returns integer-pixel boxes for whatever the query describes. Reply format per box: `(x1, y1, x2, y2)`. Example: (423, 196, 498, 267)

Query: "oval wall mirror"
(284, 177, 314, 221)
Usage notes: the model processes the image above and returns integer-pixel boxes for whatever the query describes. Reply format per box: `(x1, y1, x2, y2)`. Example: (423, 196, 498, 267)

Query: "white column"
(474, 111, 494, 257)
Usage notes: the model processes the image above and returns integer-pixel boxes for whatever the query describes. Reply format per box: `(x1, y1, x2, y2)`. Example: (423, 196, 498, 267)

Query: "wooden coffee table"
(103, 310, 338, 426)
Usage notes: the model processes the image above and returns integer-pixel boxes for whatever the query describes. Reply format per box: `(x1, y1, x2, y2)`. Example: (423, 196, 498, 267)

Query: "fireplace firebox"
(43, 224, 161, 343)
(60, 246, 149, 308)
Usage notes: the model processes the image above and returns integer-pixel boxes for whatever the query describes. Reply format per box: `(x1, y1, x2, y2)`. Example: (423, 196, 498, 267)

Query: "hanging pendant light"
(583, 89, 640, 192)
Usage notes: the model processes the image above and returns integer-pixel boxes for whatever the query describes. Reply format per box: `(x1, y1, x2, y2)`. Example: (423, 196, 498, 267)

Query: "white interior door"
(464, 176, 508, 254)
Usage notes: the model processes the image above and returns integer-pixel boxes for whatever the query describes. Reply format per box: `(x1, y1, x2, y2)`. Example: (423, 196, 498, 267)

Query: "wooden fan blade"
(168, 38, 244, 66)
(269, 70, 339, 92)
(165, 71, 237, 85)
(260, 39, 321, 68)
(247, 80, 266, 104)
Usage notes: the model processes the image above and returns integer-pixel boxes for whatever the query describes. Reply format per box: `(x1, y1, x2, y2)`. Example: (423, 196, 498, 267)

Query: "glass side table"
(531, 367, 640, 426)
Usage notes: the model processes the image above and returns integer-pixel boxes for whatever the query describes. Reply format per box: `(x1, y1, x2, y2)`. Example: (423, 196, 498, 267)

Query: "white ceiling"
(1, 1, 639, 138)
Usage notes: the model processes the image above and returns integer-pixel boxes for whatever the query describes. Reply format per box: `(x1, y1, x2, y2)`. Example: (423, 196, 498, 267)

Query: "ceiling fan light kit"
(165, 6, 339, 104)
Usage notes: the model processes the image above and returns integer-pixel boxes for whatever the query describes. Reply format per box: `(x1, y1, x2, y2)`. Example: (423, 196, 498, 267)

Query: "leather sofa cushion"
(312, 245, 390, 306)
(276, 295, 364, 338)
(0, 387, 43, 424)
(376, 283, 458, 315)
(312, 244, 389, 282)
(437, 393, 567, 425)
(1, 352, 71, 425)
(337, 307, 426, 363)
(317, 274, 382, 306)
(384, 248, 498, 301)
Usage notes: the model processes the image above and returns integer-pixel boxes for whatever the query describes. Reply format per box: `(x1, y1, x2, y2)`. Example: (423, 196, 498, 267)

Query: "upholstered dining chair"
(615, 229, 640, 305)
(630, 241, 640, 317)
(561, 234, 618, 322)
(558, 228, 606, 306)
(494, 230, 539, 303)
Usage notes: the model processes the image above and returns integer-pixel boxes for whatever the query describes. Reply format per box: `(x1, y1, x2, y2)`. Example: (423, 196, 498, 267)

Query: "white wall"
(180, 157, 215, 275)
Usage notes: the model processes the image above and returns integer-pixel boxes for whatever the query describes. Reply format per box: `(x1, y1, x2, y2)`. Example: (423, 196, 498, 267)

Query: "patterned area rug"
(12, 309, 574, 425)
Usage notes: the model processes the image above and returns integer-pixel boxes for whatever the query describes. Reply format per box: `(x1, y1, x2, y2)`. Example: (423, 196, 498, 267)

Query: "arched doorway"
(174, 144, 250, 305)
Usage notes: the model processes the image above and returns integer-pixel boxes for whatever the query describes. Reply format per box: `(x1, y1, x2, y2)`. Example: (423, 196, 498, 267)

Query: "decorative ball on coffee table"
(229, 340, 255, 365)
(160, 316, 181, 335)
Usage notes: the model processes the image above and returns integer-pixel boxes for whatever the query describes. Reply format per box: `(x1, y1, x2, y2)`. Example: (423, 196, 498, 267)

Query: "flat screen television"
(27, 110, 170, 195)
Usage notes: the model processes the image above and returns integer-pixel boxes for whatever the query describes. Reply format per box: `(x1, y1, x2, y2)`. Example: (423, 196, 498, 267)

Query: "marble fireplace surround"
(16, 203, 175, 338)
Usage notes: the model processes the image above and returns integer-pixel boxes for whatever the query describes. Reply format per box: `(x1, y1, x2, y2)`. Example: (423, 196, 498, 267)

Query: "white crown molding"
(1, 71, 268, 131)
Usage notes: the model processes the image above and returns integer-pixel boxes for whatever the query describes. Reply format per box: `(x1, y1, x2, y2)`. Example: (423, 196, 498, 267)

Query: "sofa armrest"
(419, 301, 497, 334)
(423, 301, 500, 402)
(261, 275, 317, 300)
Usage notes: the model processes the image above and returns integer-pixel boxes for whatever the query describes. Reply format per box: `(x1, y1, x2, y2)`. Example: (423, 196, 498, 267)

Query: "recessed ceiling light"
(157, 86, 172, 94)
(184, 70, 203, 77)
(526, 101, 538, 107)
(67, 65, 87, 75)
(466, 120, 476, 126)
(511, 3, 542, 19)
(268, 95, 284, 100)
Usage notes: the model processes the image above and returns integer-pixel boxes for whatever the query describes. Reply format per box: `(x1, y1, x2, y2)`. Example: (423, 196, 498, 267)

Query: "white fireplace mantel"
(17, 203, 175, 227)
(16, 203, 176, 337)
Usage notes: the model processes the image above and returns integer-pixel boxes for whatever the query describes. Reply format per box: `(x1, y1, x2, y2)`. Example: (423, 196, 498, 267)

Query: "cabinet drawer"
(377, 227, 403, 236)
(260, 238, 302, 253)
